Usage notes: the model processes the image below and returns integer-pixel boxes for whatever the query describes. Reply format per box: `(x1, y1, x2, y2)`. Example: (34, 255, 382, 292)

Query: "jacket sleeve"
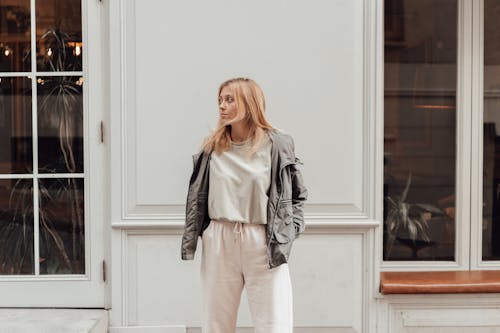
(289, 137, 308, 236)
(181, 193, 198, 260)
(181, 152, 203, 260)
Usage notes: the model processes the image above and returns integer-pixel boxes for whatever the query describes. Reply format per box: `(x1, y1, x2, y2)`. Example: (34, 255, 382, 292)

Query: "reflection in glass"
(0, 0, 31, 72)
(37, 76, 83, 173)
(0, 179, 34, 274)
(384, 0, 457, 261)
(0, 76, 32, 174)
(39, 178, 84, 274)
(36, 0, 82, 72)
(482, 0, 500, 261)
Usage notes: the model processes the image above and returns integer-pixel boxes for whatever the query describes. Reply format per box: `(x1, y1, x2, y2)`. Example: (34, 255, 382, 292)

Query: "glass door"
(0, 0, 106, 306)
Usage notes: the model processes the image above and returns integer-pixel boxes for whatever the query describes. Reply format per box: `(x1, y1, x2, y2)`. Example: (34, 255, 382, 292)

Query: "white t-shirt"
(208, 134, 272, 224)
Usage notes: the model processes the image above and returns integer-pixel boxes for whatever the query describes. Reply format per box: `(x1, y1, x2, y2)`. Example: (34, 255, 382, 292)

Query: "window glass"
(0, 0, 84, 276)
(482, 0, 500, 261)
(384, 0, 457, 261)
(0, 0, 31, 72)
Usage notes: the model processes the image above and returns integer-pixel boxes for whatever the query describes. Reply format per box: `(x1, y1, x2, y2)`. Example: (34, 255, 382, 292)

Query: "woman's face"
(218, 86, 239, 123)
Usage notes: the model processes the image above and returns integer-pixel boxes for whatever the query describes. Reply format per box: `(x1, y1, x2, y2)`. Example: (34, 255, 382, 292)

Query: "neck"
(230, 122, 251, 142)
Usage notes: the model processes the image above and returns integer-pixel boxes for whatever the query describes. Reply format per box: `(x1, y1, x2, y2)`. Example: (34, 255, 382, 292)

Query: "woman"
(181, 77, 308, 333)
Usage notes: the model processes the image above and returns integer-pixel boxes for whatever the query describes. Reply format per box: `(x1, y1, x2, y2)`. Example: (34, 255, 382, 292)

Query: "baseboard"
(109, 326, 185, 333)
(110, 326, 357, 333)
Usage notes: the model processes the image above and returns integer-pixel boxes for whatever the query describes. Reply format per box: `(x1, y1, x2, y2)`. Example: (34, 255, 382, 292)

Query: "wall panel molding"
(120, 228, 372, 330)
(377, 297, 500, 332)
(111, 0, 378, 222)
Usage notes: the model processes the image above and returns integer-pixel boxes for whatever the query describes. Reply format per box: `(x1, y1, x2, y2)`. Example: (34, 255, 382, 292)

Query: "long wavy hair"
(201, 77, 276, 158)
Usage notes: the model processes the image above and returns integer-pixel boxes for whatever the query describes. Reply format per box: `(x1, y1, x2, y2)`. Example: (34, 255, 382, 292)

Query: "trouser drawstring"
(233, 222, 242, 240)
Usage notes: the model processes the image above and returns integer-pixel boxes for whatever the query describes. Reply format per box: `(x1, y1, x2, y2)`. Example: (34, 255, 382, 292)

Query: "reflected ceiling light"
(414, 104, 455, 110)
(4, 47, 11, 57)
(47, 48, 53, 57)
(67, 42, 83, 56)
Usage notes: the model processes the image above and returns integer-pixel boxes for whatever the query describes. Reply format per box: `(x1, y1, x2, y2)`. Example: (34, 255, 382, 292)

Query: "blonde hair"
(201, 77, 275, 158)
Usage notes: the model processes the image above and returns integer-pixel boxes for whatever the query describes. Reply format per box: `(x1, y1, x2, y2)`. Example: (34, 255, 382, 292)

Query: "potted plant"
(384, 171, 446, 259)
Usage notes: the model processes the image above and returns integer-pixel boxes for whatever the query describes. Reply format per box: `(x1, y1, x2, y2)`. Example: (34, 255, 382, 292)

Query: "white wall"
(108, 0, 378, 332)
(106, 1, 500, 332)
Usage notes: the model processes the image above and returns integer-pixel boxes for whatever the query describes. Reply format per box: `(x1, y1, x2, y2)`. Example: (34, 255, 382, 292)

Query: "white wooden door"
(0, 0, 107, 307)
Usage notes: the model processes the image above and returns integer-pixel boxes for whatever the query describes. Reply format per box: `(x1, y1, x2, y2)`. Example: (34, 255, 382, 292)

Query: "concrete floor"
(0, 309, 108, 333)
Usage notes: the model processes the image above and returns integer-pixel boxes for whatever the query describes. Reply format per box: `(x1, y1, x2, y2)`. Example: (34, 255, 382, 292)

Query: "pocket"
(277, 199, 293, 224)
(273, 199, 295, 243)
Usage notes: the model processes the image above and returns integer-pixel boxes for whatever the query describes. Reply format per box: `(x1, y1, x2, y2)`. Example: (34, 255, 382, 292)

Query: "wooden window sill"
(380, 270, 500, 294)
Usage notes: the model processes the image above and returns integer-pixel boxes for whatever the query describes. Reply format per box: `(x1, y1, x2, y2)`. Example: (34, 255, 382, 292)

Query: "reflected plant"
(0, 180, 33, 274)
(0, 176, 81, 274)
(0, 24, 84, 274)
(38, 25, 81, 72)
(38, 176, 84, 274)
(38, 26, 84, 272)
(384, 172, 445, 258)
(38, 26, 82, 173)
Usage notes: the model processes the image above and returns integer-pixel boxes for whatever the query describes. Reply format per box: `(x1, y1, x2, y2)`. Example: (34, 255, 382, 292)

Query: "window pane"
(39, 178, 84, 274)
(482, 0, 500, 261)
(0, 76, 32, 174)
(0, 178, 34, 274)
(37, 76, 83, 173)
(384, 0, 457, 261)
(0, 0, 31, 72)
(36, 0, 82, 72)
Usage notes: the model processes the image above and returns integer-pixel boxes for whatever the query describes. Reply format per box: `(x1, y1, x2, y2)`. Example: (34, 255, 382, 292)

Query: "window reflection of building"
(0, 0, 85, 275)
(483, 104, 500, 260)
(0, 1, 31, 72)
(482, 0, 500, 261)
(384, 0, 457, 261)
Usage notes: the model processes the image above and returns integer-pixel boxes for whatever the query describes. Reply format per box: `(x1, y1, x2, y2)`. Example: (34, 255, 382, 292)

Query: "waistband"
(210, 219, 267, 226)
(209, 219, 266, 240)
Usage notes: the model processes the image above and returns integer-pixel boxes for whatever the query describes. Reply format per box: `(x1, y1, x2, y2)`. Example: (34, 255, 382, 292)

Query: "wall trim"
(120, 227, 373, 332)
(110, 327, 360, 333)
(115, 0, 378, 221)
(111, 220, 380, 230)
(110, 327, 185, 333)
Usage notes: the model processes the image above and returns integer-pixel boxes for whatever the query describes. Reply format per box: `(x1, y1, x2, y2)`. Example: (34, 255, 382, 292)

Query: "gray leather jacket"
(181, 129, 308, 269)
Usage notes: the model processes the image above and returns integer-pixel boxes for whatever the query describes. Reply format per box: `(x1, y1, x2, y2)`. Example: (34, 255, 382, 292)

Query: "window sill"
(380, 270, 500, 294)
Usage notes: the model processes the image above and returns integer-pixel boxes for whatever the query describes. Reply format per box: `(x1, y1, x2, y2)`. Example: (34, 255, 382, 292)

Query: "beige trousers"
(200, 219, 293, 333)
